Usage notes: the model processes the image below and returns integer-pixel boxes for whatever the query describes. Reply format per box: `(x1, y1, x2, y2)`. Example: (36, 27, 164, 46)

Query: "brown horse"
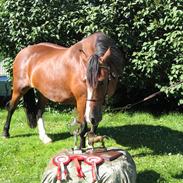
(2, 32, 124, 148)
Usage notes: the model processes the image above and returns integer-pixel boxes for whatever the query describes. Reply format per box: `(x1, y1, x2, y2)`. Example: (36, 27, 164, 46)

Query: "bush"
(0, 0, 182, 107)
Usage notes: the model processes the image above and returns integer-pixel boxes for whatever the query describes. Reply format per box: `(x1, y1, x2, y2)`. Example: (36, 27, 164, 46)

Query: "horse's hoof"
(40, 136, 52, 144)
(2, 131, 10, 138)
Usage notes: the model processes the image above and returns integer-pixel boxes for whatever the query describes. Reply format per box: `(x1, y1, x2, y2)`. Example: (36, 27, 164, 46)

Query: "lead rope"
(109, 80, 183, 113)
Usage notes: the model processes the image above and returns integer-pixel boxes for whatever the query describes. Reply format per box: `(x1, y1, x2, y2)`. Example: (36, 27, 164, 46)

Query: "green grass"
(0, 109, 183, 183)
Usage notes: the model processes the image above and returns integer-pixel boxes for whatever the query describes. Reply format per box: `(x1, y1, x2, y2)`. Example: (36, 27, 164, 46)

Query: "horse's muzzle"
(88, 108, 102, 125)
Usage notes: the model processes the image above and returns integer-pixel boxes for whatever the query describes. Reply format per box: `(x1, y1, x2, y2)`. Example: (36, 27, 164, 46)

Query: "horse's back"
(13, 43, 85, 102)
(14, 43, 68, 68)
(37, 42, 66, 50)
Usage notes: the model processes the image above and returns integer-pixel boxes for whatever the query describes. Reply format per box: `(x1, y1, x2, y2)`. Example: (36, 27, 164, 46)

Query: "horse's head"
(85, 48, 113, 125)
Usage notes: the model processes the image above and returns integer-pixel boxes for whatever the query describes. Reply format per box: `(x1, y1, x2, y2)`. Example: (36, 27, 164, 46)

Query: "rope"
(109, 80, 183, 113)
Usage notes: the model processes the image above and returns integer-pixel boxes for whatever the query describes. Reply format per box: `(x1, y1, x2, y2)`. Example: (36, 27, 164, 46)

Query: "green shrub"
(0, 0, 182, 106)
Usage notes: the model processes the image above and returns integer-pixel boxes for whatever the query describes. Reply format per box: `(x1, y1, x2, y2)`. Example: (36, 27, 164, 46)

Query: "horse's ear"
(100, 48, 111, 63)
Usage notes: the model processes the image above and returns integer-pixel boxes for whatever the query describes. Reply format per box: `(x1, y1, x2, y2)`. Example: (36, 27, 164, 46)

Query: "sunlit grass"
(0, 109, 183, 183)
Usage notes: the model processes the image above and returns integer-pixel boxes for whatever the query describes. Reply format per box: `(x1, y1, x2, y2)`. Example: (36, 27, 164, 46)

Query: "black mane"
(95, 32, 124, 74)
(86, 32, 125, 88)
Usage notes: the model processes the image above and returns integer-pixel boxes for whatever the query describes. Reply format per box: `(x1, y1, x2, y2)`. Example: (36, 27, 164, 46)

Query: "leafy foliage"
(0, 0, 182, 106)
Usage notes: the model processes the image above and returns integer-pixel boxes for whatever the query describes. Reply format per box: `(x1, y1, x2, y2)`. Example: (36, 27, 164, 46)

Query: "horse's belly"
(31, 67, 74, 103)
(30, 61, 83, 104)
(39, 86, 74, 103)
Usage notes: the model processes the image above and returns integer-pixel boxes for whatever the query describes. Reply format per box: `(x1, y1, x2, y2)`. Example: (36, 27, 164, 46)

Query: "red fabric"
(52, 154, 104, 182)
(84, 156, 103, 182)
(57, 164, 61, 181)
(52, 155, 71, 181)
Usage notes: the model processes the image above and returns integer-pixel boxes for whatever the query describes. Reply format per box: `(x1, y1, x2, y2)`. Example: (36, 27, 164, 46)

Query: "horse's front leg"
(75, 96, 88, 149)
(90, 123, 98, 134)
(79, 120, 88, 149)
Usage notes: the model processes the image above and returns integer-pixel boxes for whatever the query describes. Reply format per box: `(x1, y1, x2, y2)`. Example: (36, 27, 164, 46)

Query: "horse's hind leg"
(23, 89, 38, 128)
(36, 93, 52, 144)
(2, 91, 22, 138)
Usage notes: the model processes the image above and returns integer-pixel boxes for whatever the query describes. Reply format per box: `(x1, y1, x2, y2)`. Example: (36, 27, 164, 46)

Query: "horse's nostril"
(91, 118, 95, 124)
(89, 113, 94, 120)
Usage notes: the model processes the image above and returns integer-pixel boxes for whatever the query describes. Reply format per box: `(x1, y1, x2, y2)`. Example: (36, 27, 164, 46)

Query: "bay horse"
(2, 32, 124, 148)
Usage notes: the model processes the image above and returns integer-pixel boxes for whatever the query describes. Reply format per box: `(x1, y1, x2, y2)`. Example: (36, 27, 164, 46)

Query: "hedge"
(0, 0, 182, 107)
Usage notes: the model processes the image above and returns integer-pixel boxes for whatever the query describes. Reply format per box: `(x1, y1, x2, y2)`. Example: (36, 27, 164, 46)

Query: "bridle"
(80, 48, 116, 103)
(86, 62, 111, 103)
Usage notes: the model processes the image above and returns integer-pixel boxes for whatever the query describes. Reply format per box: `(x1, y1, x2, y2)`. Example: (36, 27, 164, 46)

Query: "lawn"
(0, 108, 183, 183)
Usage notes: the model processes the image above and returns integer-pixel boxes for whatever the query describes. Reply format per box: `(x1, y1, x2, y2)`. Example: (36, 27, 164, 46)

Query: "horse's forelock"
(86, 54, 99, 88)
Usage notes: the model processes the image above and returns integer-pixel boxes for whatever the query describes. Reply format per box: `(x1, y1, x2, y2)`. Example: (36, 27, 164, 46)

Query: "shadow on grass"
(173, 171, 183, 180)
(49, 132, 71, 142)
(137, 170, 166, 183)
(98, 124, 183, 155)
(11, 133, 37, 138)
(11, 132, 71, 142)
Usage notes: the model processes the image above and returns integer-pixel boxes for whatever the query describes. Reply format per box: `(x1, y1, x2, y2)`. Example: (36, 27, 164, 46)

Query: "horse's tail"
(23, 89, 37, 128)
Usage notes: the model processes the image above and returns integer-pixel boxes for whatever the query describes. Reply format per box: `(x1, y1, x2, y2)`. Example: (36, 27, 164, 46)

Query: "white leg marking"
(85, 88, 93, 123)
(37, 118, 52, 144)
